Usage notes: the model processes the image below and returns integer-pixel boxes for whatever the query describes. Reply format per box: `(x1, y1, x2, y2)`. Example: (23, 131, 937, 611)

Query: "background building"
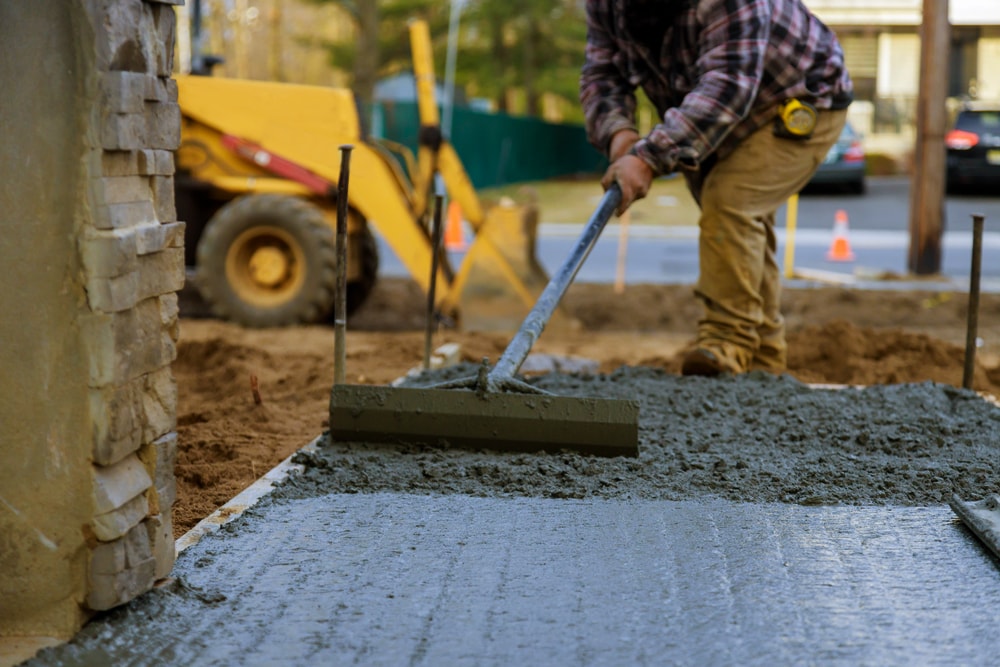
(809, 0, 1000, 142)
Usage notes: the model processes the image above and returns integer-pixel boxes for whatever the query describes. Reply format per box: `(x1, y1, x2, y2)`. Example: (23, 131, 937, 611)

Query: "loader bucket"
(443, 200, 580, 333)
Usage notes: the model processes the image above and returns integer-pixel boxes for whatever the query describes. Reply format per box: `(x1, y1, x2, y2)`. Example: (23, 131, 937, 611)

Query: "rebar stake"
(334, 144, 353, 386)
(424, 193, 444, 370)
(963, 214, 985, 389)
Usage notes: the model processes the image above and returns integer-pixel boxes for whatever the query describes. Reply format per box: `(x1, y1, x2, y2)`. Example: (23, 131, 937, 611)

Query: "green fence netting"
(372, 101, 607, 190)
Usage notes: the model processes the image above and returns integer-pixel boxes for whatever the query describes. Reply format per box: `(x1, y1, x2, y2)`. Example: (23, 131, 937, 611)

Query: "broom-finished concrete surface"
(24, 492, 1000, 666)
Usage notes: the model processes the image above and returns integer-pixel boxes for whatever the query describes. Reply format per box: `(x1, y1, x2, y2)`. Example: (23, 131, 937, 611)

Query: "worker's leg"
(683, 110, 847, 375)
(752, 211, 785, 371)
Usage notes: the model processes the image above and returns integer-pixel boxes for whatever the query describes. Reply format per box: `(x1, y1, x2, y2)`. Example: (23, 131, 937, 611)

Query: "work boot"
(680, 340, 749, 377)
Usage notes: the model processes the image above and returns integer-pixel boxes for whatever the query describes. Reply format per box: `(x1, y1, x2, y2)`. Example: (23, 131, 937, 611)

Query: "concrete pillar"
(0, 0, 184, 654)
(0, 0, 94, 639)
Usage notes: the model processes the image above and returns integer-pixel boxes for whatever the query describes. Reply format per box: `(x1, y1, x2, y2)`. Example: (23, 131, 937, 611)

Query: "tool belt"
(773, 98, 818, 140)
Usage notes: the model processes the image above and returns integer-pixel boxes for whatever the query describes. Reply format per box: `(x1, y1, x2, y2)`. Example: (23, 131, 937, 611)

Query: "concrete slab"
(26, 494, 1000, 666)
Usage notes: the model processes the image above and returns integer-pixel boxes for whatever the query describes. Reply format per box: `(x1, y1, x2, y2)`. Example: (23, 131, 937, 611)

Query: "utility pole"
(908, 0, 950, 275)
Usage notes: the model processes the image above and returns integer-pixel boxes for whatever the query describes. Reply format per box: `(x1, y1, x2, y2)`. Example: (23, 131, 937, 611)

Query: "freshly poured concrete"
(25, 495, 1000, 666)
(311, 367, 1000, 505)
(26, 370, 1000, 665)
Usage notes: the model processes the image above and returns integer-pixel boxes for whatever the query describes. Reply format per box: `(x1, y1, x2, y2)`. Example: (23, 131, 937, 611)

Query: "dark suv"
(946, 104, 1000, 192)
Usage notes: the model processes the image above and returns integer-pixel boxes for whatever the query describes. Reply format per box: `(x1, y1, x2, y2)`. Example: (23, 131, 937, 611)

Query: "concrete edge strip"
(172, 343, 464, 555)
(174, 436, 321, 554)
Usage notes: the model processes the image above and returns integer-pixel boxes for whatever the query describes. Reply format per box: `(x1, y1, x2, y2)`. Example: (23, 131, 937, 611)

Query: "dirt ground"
(172, 277, 1000, 537)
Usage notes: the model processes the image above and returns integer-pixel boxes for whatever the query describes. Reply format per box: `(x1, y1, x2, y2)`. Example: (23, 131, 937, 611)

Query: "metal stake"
(334, 144, 353, 386)
(963, 214, 985, 389)
(424, 193, 445, 370)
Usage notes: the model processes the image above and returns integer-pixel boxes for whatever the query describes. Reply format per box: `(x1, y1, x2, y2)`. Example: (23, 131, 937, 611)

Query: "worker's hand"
(601, 154, 654, 215)
(608, 129, 641, 162)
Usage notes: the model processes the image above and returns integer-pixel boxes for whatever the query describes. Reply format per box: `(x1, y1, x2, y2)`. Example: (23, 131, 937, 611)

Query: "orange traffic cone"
(826, 209, 855, 262)
(444, 201, 467, 251)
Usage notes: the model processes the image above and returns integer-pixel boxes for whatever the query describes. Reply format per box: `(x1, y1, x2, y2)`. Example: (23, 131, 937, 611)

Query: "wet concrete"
(24, 368, 1000, 665)
(310, 366, 1000, 506)
(25, 495, 1000, 666)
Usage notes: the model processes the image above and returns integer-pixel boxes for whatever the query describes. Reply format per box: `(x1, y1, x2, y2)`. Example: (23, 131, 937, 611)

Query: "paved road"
(535, 221, 1000, 289)
(789, 176, 1000, 233)
(377, 176, 1000, 290)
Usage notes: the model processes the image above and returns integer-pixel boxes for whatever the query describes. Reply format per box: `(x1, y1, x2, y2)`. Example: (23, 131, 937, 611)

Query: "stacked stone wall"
(81, 0, 184, 611)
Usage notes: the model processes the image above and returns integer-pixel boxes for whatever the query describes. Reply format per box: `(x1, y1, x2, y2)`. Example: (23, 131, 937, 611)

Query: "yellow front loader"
(176, 20, 567, 332)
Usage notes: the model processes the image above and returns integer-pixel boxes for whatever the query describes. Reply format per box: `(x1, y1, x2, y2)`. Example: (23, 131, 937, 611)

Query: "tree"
(306, 0, 588, 119)
(305, 0, 447, 106)
(458, 0, 587, 117)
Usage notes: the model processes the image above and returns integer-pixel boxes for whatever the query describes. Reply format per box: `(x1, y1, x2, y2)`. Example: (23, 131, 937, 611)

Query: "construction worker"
(581, 0, 853, 376)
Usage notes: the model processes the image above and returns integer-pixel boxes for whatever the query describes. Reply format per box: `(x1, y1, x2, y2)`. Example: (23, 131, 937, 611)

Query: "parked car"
(946, 103, 1000, 193)
(807, 122, 866, 194)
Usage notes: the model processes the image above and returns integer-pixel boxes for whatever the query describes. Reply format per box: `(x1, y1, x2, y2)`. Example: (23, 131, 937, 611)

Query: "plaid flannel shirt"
(580, 0, 853, 175)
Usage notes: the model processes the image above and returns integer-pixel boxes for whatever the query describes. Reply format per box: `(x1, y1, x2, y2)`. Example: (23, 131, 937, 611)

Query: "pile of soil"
(172, 278, 1000, 537)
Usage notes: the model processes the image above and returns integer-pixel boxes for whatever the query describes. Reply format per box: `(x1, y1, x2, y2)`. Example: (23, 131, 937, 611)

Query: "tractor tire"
(195, 194, 337, 327)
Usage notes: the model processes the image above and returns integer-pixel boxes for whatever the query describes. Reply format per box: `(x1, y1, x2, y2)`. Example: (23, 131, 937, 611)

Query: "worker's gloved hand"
(608, 129, 640, 162)
(601, 154, 654, 215)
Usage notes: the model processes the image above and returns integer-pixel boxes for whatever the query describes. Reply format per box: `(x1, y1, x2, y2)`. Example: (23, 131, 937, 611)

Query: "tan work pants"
(685, 109, 848, 371)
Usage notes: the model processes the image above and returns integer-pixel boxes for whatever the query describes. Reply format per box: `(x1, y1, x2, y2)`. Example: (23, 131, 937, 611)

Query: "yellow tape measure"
(775, 99, 818, 139)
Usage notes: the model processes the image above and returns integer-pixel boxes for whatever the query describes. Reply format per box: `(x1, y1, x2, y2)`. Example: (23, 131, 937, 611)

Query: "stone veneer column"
(82, 0, 185, 612)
